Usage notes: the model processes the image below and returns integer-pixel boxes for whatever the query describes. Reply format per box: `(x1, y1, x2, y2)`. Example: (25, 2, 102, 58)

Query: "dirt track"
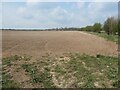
(2, 31, 118, 58)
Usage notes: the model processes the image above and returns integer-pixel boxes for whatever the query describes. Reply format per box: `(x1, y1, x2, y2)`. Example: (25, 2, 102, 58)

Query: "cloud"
(26, 0, 40, 6)
(76, 2, 86, 9)
(50, 6, 69, 20)
(2, 2, 118, 29)
(2, 0, 119, 2)
(0, 3, 2, 28)
(27, 0, 40, 2)
(17, 3, 74, 28)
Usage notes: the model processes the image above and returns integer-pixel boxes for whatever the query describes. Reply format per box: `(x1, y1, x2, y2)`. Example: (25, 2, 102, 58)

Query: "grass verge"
(86, 31, 118, 43)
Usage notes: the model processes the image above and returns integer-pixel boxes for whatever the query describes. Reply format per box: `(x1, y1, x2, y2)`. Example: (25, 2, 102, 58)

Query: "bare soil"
(2, 31, 118, 88)
(2, 31, 117, 58)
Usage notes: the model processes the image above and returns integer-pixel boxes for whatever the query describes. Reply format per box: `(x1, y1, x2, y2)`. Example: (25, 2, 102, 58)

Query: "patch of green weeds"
(21, 64, 55, 88)
(39, 69, 55, 88)
(112, 80, 120, 88)
(67, 55, 94, 87)
(54, 65, 66, 75)
(2, 55, 22, 66)
(2, 71, 19, 88)
(82, 75, 95, 88)
(66, 53, 118, 88)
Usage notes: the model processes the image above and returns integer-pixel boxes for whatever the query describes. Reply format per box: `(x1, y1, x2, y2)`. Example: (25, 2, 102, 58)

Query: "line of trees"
(80, 16, 119, 35)
(46, 27, 80, 31)
(2, 16, 119, 35)
(2, 27, 81, 31)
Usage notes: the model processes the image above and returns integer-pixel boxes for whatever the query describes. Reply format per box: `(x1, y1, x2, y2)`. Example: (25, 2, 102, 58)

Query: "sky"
(1, 0, 118, 29)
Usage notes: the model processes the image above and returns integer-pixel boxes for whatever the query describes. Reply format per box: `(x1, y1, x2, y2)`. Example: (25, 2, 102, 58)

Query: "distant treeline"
(2, 16, 119, 35)
(80, 16, 119, 35)
(46, 27, 80, 31)
(2, 28, 80, 31)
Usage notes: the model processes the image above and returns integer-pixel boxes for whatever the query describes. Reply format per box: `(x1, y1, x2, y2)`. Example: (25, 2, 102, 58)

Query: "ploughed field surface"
(2, 31, 117, 58)
(2, 31, 118, 88)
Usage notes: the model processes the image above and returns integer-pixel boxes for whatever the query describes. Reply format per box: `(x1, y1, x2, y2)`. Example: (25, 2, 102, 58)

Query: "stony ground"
(2, 54, 118, 88)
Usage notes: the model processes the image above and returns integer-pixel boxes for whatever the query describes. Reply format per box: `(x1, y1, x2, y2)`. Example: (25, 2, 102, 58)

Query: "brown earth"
(2, 31, 118, 58)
